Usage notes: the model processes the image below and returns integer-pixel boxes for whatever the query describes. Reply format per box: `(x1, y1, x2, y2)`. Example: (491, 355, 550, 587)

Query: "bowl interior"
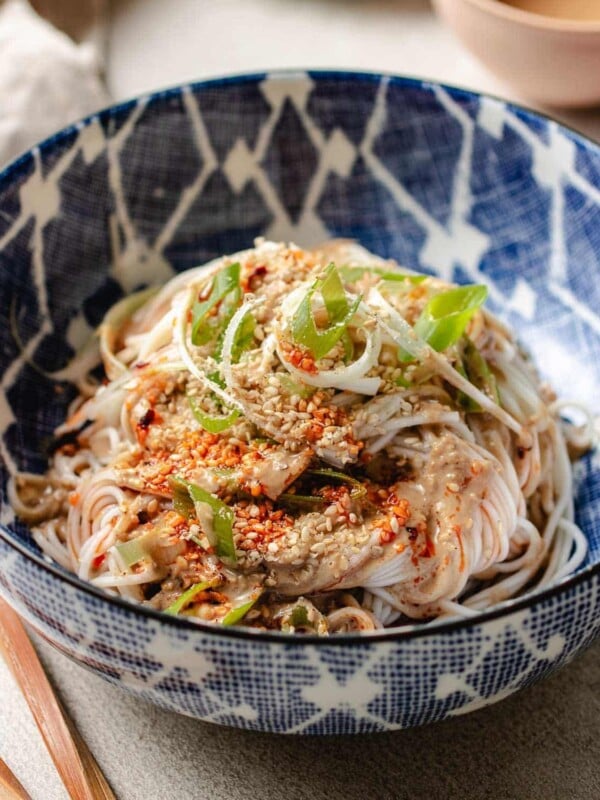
(1, 71, 599, 592)
(466, 0, 600, 31)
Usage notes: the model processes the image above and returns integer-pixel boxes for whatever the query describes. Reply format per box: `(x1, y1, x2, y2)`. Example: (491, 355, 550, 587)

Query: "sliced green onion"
(230, 309, 256, 363)
(170, 477, 236, 563)
(320, 261, 349, 320)
(341, 329, 355, 363)
(114, 527, 164, 568)
(207, 370, 226, 388)
(280, 601, 327, 634)
(457, 337, 499, 411)
(414, 284, 487, 352)
(213, 466, 236, 477)
(222, 591, 262, 626)
(165, 579, 220, 615)
(339, 264, 426, 284)
(289, 605, 309, 627)
(188, 394, 240, 433)
(171, 478, 195, 518)
(455, 358, 479, 412)
(191, 263, 241, 346)
(291, 263, 361, 360)
(380, 276, 427, 297)
(394, 373, 412, 388)
(379, 272, 426, 284)
(215, 301, 256, 364)
(280, 468, 366, 509)
(307, 468, 367, 501)
(279, 375, 315, 399)
(114, 537, 150, 568)
(398, 347, 416, 364)
(463, 338, 499, 403)
(339, 265, 369, 282)
(279, 492, 325, 509)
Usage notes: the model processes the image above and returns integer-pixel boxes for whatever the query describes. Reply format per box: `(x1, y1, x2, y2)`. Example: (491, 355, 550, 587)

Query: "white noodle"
(11, 240, 592, 633)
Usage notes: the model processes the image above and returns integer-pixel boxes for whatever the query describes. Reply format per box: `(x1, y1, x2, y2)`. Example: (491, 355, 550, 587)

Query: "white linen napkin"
(0, 0, 110, 167)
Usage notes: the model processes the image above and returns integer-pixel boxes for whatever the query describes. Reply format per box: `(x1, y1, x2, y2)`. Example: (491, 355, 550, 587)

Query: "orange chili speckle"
(391, 500, 411, 526)
(379, 527, 396, 545)
(281, 341, 318, 374)
(420, 534, 436, 559)
(305, 421, 324, 442)
(92, 553, 106, 570)
(136, 408, 163, 445)
(454, 525, 465, 572)
(241, 264, 267, 292)
(408, 284, 427, 301)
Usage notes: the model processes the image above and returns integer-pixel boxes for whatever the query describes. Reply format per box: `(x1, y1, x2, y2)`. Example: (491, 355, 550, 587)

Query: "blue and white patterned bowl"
(0, 71, 599, 734)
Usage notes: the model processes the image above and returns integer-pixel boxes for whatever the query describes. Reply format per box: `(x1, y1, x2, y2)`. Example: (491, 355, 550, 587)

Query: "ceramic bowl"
(0, 71, 599, 734)
(433, 0, 600, 107)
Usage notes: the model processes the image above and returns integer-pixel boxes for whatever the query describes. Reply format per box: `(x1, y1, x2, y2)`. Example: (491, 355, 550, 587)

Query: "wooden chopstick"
(0, 597, 117, 800)
(0, 757, 32, 800)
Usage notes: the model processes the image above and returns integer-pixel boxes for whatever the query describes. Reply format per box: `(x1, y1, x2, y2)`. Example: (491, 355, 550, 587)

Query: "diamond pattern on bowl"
(261, 97, 319, 224)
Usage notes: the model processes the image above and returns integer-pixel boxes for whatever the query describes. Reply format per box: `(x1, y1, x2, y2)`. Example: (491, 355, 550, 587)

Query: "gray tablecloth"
(2, 632, 599, 800)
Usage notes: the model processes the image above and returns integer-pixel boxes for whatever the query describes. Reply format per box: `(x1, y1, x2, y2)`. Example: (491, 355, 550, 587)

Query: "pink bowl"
(433, 0, 600, 107)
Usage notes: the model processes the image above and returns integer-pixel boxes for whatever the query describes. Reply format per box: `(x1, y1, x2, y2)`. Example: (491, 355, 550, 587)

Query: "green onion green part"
(188, 394, 240, 433)
(280, 468, 367, 509)
(279, 375, 315, 399)
(170, 477, 237, 563)
(339, 264, 426, 284)
(341, 329, 355, 363)
(114, 527, 167, 568)
(414, 284, 487, 352)
(191, 262, 241, 347)
(171, 478, 195, 519)
(457, 336, 500, 410)
(279, 493, 326, 509)
(394, 373, 412, 388)
(207, 370, 226, 388)
(291, 263, 361, 360)
(307, 468, 367, 501)
(221, 592, 262, 626)
(339, 265, 369, 282)
(114, 537, 150, 568)
(165, 579, 219, 615)
(289, 605, 310, 628)
(230, 309, 256, 363)
(379, 272, 427, 284)
(280, 601, 328, 633)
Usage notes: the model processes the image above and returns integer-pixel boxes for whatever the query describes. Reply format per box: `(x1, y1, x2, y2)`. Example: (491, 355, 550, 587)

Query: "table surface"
(2, 2, 600, 799)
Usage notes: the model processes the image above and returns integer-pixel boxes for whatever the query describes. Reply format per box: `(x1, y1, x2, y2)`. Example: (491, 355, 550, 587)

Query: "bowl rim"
(1, 68, 599, 646)
(451, 0, 600, 33)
